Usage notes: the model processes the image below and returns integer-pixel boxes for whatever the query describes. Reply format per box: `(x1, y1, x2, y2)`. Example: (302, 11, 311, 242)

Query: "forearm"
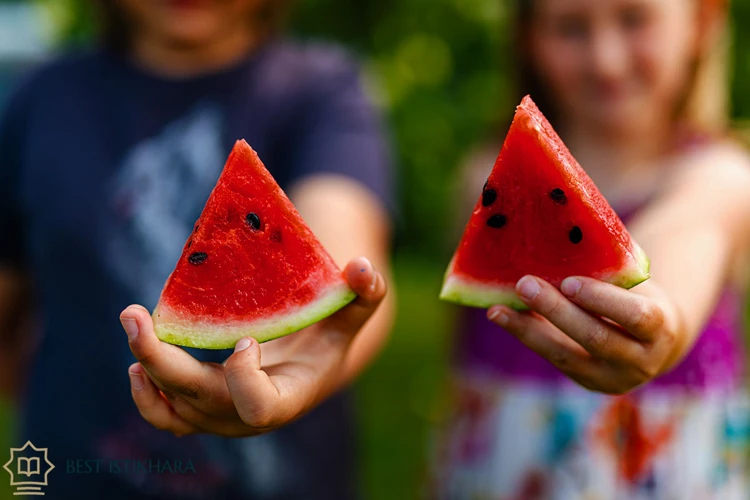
(289, 175, 395, 392)
(340, 266, 395, 386)
(624, 151, 750, 373)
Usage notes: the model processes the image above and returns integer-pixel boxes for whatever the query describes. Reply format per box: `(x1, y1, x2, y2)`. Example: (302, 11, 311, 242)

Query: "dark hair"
(91, 0, 292, 54)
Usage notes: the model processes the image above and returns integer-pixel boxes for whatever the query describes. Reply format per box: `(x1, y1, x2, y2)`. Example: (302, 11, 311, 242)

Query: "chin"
(587, 101, 647, 136)
(158, 25, 222, 48)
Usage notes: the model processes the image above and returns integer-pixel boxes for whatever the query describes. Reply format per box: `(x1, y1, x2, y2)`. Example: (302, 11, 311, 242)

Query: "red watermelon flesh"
(440, 96, 650, 309)
(153, 140, 356, 349)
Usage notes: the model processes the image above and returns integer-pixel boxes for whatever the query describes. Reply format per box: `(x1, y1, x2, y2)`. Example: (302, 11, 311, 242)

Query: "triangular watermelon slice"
(152, 140, 356, 349)
(440, 96, 650, 309)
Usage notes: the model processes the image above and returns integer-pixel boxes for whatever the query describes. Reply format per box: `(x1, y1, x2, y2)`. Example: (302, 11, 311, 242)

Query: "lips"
(164, 0, 209, 9)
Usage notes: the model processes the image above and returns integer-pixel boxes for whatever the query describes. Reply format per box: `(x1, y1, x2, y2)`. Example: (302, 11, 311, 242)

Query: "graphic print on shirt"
(100, 103, 292, 498)
(105, 103, 225, 309)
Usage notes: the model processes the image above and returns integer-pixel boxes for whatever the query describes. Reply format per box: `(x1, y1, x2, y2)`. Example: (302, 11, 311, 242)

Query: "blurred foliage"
(731, 0, 750, 120)
(3, 1, 750, 499)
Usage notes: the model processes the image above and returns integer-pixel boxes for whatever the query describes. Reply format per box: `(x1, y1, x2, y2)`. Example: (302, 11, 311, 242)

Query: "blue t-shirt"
(0, 39, 392, 499)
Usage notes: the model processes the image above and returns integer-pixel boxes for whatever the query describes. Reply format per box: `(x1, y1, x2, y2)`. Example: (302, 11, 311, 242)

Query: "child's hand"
(119, 257, 386, 437)
(487, 276, 681, 395)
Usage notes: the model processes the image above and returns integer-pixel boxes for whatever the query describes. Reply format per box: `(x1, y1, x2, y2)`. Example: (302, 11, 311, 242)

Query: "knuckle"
(585, 325, 609, 352)
(174, 380, 202, 400)
(548, 348, 570, 371)
(137, 352, 157, 368)
(160, 388, 177, 401)
(634, 358, 660, 382)
(540, 295, 564, 318)
(240, 408, 276, 429)
(632, 301, 663, 332)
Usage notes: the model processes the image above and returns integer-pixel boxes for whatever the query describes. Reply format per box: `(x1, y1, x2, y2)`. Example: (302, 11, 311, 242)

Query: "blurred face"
(528, 0, 701, 136)
(116, 0, 264, 48)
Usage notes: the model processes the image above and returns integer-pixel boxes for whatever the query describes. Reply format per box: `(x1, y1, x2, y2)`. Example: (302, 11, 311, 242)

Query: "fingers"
(560, 277, 664, 341)
(487, 305, 595, 378)
(128, 363, 200, 437)
(120, 305, 232, 410)
(324, 257, 387, 343)
(486, 307, 646, 395)
(513, 276, 644, 363)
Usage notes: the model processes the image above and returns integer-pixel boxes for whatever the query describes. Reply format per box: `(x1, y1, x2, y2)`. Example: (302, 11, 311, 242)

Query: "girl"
(0, 1, 394, 499)
(433, 0, 750, 498)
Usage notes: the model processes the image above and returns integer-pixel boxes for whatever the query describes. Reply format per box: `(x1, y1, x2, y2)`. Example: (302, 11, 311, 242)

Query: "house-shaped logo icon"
(3, 441, 55, 496)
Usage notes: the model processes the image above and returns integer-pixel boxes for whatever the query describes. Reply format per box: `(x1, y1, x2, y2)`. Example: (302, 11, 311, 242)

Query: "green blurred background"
(1, 0, 750, 498)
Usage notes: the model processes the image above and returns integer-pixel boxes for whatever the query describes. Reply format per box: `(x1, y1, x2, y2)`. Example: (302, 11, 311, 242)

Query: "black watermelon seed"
(270, 230, 282, 242)
(550, 188, 567, 204)
(188, 252, 208, 265)
(569, 226, 583, 244)
(187, 240, 193, 249)
(487, 214, 507, 228)
(482, 188, 497, 207)
(246, 213, 261, 230)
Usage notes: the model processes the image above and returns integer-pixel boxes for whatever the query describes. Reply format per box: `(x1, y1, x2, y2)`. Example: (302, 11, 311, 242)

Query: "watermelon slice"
(440, 96, 650, 309)
(152, 140, 356, 349)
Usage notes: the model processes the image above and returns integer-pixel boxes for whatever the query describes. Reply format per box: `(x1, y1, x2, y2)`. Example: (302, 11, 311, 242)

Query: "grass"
(354, 254, 454, 500)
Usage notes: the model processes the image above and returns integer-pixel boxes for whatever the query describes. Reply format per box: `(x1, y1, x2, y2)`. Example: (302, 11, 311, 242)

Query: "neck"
(130, 28, 259, 79)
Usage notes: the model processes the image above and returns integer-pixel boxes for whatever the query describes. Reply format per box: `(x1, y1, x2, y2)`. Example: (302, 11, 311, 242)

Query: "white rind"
(153, 282, 356, 349)
(439, 244, 651, 310)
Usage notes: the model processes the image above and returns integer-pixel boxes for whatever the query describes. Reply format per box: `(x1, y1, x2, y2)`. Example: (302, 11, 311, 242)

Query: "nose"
(588, 24, 630, 82)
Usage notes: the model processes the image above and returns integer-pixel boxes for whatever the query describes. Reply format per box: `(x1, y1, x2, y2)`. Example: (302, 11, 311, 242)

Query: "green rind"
(153, 284, 357, 349)
(439, 243, 651, 310)
(608, 242, 651, 290)
(439, 275, 529, 310)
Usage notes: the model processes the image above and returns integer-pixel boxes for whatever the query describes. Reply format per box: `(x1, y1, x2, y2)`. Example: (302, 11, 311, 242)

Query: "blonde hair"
(682, 0, 730, 136)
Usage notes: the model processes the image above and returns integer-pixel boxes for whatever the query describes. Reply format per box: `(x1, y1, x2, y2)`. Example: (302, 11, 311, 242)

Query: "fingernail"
(369, 269, 378, 292)
(488, 307, 510, 327)
(561, 278, 581, 297)
(121, 317, 139, 341)
(129, 367, 144, 391)
(235, 337, 252, 353)
(517, 276, 540, 301)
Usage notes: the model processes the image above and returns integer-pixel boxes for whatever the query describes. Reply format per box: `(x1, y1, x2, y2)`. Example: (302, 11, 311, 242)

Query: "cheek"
(632, 18, 697, 104)
(532, 37, 587, 102)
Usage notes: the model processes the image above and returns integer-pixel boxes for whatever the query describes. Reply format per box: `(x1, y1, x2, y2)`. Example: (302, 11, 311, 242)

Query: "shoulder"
(264, 39, 362, 82)
(665, 140, 750, 236)
(670, 140, 750, 194)
(255, 39, 367, 105)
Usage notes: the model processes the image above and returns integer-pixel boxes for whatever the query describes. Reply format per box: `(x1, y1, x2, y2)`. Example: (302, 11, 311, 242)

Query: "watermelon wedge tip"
(152, 140, 357, 349)
(440, 95, 650, 310)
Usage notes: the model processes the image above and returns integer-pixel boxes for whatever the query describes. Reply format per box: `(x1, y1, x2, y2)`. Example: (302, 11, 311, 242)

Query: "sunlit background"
(1, 0, 750, 498)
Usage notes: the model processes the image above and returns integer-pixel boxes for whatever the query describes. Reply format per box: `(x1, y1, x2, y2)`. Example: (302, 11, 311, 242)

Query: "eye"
(620, 4, 651, 33)
(551, 14, 590, 41)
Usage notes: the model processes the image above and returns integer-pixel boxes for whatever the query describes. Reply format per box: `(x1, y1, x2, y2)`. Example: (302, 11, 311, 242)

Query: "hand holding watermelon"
(119, 256, 386, 437)
(486, 275, 678, 394)
(440, 96, 693, 394)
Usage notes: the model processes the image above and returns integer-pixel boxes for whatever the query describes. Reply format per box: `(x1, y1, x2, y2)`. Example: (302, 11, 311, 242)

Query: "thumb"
(224, 337, 284, 428)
